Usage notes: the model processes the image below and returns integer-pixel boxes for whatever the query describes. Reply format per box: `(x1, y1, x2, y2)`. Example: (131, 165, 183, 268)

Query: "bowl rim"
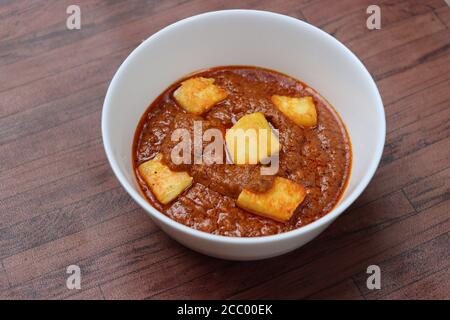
(101, 9, 386, 244)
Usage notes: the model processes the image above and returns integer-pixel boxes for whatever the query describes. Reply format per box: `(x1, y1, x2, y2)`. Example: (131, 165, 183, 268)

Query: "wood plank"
(2, 208, 155, 286)
(0, 138, 104, 199)
(384, 78, 450, 133)
(65, 286, 104, 300)
(307, 279, 364, 300)
(2, 231, 210, 299)
(353, 230, 450, 299)
(0, 163, 119, 230)
(0, 1, 50, 42)
(0, 110, 101, 172)
(403, 167, 450, 211)
(0, 3, 178, 93)
(322, 191, 414, 240)
(100, 252, 227, 300)
(241, 0, 307, 19)
(434, 6, 450, 28)
(318, 0, 446, 44)
(382, 106, 450, 166)
(382, 266, 450, 300)
(3, 266, 86, 299)
(302, 0, 376, 26)
(0, 261, 10, 292)
(0, 49, 124, 119)
(376, 51, 450, 106)
(0, 85, 105, 146)
(0, 0, 185, 67)
(364, 28, 450, 82)
(355, 137, 450, 206)
(0, 186, 137, 259)
(347, 12, 445, 61)
(83, 235, 191, 299)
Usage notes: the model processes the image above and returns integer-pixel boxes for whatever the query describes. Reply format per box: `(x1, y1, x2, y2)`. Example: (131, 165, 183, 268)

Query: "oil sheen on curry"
(133, 66, 351, 237)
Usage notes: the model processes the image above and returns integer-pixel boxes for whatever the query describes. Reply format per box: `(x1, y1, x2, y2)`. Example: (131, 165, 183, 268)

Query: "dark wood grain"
(352, 229, 450, 299)
(435, 5, 450, 28)
(0, 0, 449, 300)
(0, 262, 9, 292)
(307, 279, 364, 300)
(381, 265, 450, 299)
(404, 167, 450, 211)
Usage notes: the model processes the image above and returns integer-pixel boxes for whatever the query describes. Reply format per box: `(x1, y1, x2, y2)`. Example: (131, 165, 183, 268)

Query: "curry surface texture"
(133, 66, 351, 237)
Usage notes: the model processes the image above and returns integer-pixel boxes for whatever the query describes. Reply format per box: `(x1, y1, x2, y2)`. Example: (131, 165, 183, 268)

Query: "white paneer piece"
(237, 177, 306, 222)
(225, 112, 280, 165)
(271, 95, 317, 127)
(173, 77, 228, 115)
(138, 154, 193, 204)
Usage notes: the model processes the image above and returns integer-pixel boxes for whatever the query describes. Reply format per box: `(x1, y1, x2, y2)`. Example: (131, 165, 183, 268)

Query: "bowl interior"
(102, 10, 385, 239)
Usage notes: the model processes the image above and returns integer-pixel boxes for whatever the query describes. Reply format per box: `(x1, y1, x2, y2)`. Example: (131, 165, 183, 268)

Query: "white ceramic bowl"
(102, 10, 385, 260)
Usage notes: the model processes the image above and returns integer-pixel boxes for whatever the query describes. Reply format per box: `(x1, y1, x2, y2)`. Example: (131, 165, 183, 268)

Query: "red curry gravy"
(133, 66, 351, 237)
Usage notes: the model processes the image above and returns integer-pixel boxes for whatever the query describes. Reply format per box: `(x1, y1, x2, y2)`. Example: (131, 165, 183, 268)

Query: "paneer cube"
(138, 153, 193, 204)
(173, 77, 228, 115)
(271, 95, 317, 127)
(237, 177, 306, 222)
(225, 112, 280, 164)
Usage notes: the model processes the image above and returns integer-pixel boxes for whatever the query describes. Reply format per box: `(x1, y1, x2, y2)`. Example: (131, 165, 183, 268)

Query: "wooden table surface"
(0, 0, 449, 300)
